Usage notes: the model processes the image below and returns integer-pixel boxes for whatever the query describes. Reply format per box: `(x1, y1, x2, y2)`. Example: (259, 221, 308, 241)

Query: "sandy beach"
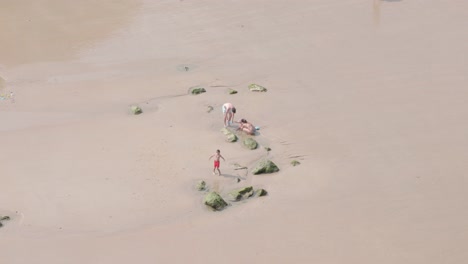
(1, 0, 468, 263)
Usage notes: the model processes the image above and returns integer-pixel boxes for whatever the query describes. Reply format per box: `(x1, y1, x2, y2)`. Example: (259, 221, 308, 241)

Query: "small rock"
(190, 87, 206, 95)
(207, 106, 214, 113)
(248, 83, 267, 92)
(130, 105, 142, 115)
(243, 137, 258, 150)
(228, 186, 254, 201)
(252, 159, 280, 175)
(265, 147, 272, 151)
(196, 180, 207, 191)
(254, 189, 268, 197)
(204, 192, 228, 211)
(291, 160, 301, 166)
(228, 88, 238, 94)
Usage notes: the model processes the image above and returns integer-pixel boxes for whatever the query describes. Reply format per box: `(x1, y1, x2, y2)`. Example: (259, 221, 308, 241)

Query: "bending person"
(222, 103, 236, 127)
(236, 119, 256, 135)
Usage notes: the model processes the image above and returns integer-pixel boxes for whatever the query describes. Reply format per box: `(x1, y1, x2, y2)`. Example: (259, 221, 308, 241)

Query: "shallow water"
(0, 0, 141, 67)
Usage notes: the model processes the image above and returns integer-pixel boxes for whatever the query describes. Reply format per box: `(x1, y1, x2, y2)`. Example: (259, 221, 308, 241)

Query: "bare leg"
(224, 113, 230, 127)
(226, 112, 233, 126)
(217, 168, 222, 176)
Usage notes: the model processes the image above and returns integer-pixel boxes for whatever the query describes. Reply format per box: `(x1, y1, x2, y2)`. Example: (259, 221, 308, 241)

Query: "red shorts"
(214, 160, 220, 168)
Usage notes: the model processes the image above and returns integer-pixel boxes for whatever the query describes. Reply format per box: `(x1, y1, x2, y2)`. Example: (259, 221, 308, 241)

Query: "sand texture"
(1, 0, 468, 263)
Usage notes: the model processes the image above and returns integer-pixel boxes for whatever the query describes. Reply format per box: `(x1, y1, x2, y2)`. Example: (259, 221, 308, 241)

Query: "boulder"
(130, 105, 142, 115)
(254, 189, 268, 197)
(228, 88, 238, 94)
(190, 87, 206, 95)
(252, 159, 280, 175)
(228, 186, 254, 201)
(243, 137, 258, 150)
(204, 192, 228, 211)
(248, 83, 267, 92)
(226, 133, 237, 142)
(196, 180, 207, 191)
(220, 128, 237, 142)
(291, 160, 301, 166)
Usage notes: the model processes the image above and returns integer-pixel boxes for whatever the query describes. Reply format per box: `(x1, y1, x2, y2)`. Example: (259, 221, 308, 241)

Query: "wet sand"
(1, 0, 468, 263)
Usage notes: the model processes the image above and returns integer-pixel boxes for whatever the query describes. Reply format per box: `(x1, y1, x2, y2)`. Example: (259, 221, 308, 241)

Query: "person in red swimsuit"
(209, 149, 226, 176)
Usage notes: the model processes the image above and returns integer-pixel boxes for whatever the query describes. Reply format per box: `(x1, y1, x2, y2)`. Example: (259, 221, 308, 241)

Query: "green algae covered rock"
(243, 137, 258, 150)
(226, 133, 238, 142)
(291, 160, 301, 166)
(228, 186, 254, 201)
(204, 192, 228, 211)
(228, 88, 238, 94)
(190, 87, 206, 95)
(254, 189, 268, 197)
(196, 180, 207, 191)
(252, 159, 280, 175)
(221, 128, 238, 142)
(130, 105, 142, 115)
(248, 83, 267, 92)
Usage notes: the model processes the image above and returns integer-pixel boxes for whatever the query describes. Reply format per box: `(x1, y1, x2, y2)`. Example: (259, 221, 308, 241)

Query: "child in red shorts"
(209, 149, 225, 176)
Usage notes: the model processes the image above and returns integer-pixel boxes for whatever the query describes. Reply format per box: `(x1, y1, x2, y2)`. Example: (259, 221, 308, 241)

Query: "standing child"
(209, 149, 226, 176)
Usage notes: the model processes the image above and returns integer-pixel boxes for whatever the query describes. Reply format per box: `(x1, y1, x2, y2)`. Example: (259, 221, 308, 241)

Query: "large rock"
(252, 159, 280, 175)
(228, 186, 254, 201)
(243, 137, 258, 150)
(204, 192, 228, 211)
(220, 128, 238, 142)
(130, 105, 142, 115)
(190, 87, 206, 95)
(248, 83, 267, 92)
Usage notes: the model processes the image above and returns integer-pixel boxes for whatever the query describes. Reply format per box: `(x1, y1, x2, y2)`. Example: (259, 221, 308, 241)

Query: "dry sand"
(1, 0, 467, 263)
